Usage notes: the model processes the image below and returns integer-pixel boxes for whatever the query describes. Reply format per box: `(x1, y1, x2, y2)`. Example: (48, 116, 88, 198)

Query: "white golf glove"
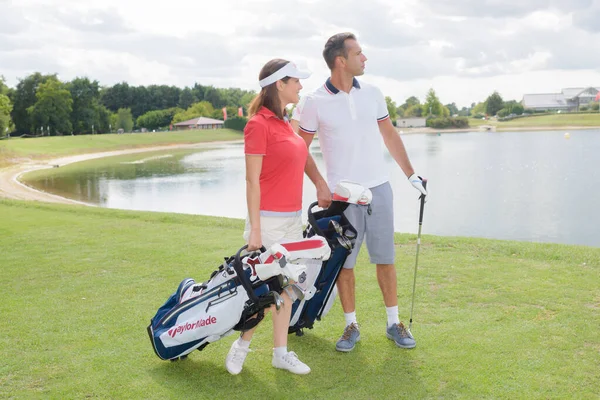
(408, 174, 428, 197)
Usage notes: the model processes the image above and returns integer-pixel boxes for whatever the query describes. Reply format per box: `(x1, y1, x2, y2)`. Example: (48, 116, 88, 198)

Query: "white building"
(173, 117, 225, 130)
(522, 87, 599, 111)
(396, 117, 427, 128)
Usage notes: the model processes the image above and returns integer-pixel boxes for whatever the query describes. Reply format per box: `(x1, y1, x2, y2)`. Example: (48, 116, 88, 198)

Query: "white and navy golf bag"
(289, 181, 372, 335)
(147, 237, 331, 361)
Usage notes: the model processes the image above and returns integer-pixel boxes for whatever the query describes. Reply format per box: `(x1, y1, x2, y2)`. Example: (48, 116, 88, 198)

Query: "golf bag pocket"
(148, 279, 249, 360)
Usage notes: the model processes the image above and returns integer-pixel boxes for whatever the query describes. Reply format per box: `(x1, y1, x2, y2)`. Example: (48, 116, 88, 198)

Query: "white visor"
(259, 62, 311, 88)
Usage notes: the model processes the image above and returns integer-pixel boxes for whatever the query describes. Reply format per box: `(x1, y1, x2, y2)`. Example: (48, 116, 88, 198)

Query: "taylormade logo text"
(168, 316, 217, 337)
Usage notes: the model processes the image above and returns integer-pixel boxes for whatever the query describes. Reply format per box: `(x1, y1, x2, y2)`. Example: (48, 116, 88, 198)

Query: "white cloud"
(1, 0, 600, 107)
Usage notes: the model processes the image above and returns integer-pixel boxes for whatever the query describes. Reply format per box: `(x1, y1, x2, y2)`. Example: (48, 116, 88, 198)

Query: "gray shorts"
(342, 181, 395, 268)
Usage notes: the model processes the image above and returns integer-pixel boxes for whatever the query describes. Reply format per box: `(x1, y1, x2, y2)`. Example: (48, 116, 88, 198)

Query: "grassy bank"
(1, 199, 599, 399)
(0, 130, 243, 169)
(469, 113, 600, 130)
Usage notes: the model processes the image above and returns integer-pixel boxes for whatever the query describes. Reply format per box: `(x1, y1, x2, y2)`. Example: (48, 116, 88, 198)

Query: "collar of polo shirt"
(324, 77, 361, 94)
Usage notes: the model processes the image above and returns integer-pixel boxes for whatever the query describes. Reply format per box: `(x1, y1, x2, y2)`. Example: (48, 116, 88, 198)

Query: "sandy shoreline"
(0, 141, 241, 205)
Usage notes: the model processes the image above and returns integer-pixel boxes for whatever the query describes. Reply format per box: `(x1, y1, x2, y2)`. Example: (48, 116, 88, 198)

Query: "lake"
(26, 129, 600, 247)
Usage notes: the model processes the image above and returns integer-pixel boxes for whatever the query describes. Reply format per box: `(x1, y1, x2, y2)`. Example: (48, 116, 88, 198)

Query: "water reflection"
(25, 130, 600, 246)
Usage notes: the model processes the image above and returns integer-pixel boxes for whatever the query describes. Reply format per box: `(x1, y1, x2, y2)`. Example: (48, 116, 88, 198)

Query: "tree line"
(5, 72, 588, 137)
(0, 73, 255, 136)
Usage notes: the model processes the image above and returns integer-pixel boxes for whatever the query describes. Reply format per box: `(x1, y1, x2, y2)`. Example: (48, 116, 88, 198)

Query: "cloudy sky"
(2, 0, 600, 108)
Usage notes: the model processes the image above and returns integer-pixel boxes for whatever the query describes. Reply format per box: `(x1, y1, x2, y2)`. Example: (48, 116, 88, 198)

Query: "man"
(291, 32, 427, 352)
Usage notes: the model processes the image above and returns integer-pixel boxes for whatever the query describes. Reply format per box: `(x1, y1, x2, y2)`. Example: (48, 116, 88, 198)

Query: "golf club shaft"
(409, 180, 427, 330)
(409, 223, 423, 330)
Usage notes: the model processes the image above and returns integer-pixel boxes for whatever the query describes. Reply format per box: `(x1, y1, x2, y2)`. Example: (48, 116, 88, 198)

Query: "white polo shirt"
(292, 78, 390, 191)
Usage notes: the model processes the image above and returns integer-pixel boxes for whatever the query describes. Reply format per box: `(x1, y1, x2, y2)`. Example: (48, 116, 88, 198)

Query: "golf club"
(409, 178, 427, 331)
(330, 220, 353, 251)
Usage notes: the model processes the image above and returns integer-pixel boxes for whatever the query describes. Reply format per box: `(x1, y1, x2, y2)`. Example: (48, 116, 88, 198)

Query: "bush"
(224, 116, 248, 131)
(136, 108, 181, 131)
(497, 108, 509, 118)
(426, 116, 469, 129)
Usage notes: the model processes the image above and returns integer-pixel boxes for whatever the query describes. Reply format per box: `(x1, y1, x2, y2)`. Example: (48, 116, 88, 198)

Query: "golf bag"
(289, 181, 372, 335)
(147, 237, 331, 361)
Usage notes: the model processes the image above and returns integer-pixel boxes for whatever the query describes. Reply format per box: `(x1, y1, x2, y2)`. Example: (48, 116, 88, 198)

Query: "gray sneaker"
(386, 322, 416, 349)
(336, 322, 360, 352)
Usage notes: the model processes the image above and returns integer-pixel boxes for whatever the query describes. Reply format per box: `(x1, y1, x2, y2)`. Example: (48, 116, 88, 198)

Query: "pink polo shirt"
(244, 107, 308, 213)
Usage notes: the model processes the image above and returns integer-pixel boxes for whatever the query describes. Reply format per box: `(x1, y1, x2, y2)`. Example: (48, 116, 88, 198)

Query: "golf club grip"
(419, 178, 427, 224)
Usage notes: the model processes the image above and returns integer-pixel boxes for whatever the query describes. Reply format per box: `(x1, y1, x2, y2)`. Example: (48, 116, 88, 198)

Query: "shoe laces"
(231, 345, 250, 363)
(394, 323, 411, 339)
(282, 351, 301, 366)
(340, 323, 358, 341)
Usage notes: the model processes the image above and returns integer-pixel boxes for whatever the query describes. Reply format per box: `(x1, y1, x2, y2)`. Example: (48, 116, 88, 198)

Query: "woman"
(225, 59, 311, 375)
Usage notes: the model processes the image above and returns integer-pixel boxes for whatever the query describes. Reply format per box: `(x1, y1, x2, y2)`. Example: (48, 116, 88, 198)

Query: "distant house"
(396, 117, 427, 128)
(174, 117, 225, 130)
(522, 87, 599, 112)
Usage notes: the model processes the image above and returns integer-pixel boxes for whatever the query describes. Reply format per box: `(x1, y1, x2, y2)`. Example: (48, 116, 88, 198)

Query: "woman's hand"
(247, 228, 262, 251)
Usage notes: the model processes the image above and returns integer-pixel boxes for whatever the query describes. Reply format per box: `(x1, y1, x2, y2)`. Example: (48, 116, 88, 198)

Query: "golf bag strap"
(237, 309, 265, 332)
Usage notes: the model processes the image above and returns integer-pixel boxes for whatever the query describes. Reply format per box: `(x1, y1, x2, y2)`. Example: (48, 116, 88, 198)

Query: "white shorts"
(243, 214, 303, 248)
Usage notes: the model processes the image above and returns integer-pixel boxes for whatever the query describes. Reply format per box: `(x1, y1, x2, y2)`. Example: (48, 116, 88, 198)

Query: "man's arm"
(379, 118, 428, 196)
(378, 118, 415, 177)
(291, 120, 331, 208)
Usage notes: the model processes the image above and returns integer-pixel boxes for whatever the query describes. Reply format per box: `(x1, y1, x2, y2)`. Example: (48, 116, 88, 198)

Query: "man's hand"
(408, 174, 427, 197)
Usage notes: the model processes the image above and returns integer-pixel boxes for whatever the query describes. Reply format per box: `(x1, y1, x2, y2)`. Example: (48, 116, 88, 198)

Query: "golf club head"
(271, 291, 284, 310)
(329, 219, 344, 236)
(344, 229, 356, 240)
(336, 235, 353, 251)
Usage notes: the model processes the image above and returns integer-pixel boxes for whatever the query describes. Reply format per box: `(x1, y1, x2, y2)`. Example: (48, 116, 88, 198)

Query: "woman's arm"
(245, 154, 264, 250)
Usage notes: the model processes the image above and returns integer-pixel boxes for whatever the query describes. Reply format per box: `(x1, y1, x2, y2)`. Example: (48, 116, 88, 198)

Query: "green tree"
(213, 106, 238, 121)
(115, 108, 134, 132)
(240, 92, 256, 110)
(27, 78, 73, 135)
(68, 77, 102, 134)
(403, 96, 420, 108)
(503, 100, 524, 115)
(95, 104, 112, 133)
(100, 82, 133, 113)
(385, 96, 398, 121)
(0, 76, 10, 96)
(445, 102, 459, 116)
(471, 101, 487, 117)
(172, 101, 215, 123)
(404, 104, 423, 117)
(136, 108, 182, 131)
(202, 86, 226, 108)
(485, 91, 504, 116)
(178, 88, 198, 110)
(422, 89, 444, 117)
(10, 72, 56, 134)
(0, 94, 13, 136)
(457, 107, 470, 117)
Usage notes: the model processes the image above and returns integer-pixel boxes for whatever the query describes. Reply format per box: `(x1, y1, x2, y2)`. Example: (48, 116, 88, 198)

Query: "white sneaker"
(272, 351, 311, 375)
(225, 340, 251, 375)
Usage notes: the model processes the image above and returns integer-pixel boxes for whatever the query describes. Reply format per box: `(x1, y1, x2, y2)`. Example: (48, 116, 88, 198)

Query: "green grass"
(1, 200, 599, 399)
(0, 130, 243, 168)
(468, 113, 600, 130)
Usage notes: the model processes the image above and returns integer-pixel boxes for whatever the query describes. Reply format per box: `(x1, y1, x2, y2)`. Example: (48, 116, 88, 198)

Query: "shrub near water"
(426, 116, 469, 129)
